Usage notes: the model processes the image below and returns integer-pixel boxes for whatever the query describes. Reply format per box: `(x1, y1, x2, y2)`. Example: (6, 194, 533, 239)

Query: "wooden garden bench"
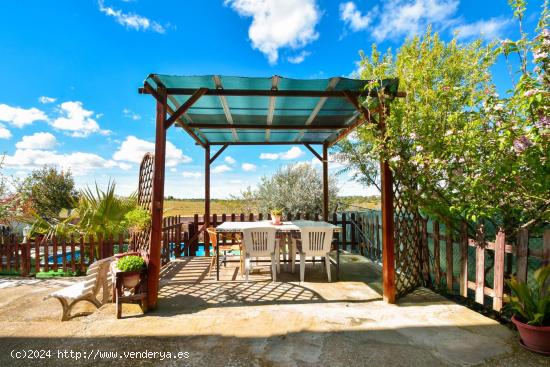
(44, 256, 115, 321)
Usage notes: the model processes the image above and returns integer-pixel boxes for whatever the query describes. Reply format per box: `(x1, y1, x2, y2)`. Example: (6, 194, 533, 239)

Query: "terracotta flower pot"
(272, 215, 282, 225)
(121, 272, 141, 289)
(512, 315, 550, 354)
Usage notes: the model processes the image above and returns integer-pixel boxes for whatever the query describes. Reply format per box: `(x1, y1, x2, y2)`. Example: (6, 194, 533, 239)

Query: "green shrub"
(124, 207, 151, 233)
(270, 208, 283, 216)
(116, 255, 145, 273)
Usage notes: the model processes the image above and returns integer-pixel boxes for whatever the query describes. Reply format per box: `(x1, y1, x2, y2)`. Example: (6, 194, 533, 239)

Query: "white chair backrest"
(300, 227, 334, 256)
(242, 227, 277, 257)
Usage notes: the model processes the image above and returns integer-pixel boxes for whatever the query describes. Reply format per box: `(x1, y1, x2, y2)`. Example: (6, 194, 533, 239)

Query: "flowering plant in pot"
(270, 209, 283, 225)
(116, 255, 145, 289)
(505, 264, 550, 354)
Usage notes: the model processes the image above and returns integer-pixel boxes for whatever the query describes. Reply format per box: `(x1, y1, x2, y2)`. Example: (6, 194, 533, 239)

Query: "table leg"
(115, 275, 122, 319)
(216, 243, 220, 281)
(337, 240, 340, 281)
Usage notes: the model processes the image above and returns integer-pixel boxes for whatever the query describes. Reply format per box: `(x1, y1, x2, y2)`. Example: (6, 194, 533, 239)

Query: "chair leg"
(245, 256, 250, 283)
(56, 297, 71, 321)
(271, 254, 277, 282)
(275, 241, 281, 273)
(208, 254, 215, 277)
(300, 253, 306, 283)
(325, 255, 331, 282)
(291, 239, 296, 273)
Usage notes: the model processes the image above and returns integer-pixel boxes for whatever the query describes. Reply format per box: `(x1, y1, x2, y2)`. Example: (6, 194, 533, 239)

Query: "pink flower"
(513, 135, 533, 153)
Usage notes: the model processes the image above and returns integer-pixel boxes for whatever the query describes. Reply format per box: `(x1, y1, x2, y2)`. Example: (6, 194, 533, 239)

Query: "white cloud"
(225, 0, 320, 64)
(38, 96, 56, 104)
(212, 164, 232, 174)
(51, 101, 109, 137)
(169, 167, 177, 173)
(241, 163, 257, 172)
(454, 17, 511, 40)
(339, 1, 372, 31)
(113, 135, 192, 167)
(0, 104, 48, 128)
(373, 0, 459, 41)
(122, 108, 141, 120)
(340, 0, 459, 42)
(98, 0, 166, 33)
(224, 156, 236, 164)
(3, 149, 129, 176)
(15, 132, 57, 150)
(0, 123, 11, 139)
(182, 171, 202, 178)
(260, 146, 305, 160)
(287, 50, 311, 64)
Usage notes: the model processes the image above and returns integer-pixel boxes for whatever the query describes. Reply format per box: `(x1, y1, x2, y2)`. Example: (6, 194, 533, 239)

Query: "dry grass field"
(163, 196, 380, 216)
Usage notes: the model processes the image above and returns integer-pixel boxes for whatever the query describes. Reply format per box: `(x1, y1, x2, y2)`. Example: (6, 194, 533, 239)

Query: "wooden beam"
(205, 141, 325, 145)
(148, 85, 168, 310)
(205, 145, 211, 230)
(304, 143, 322, 161)
(140, 87, 396, 98)
(187, 123, 346, 130)
(380, 108, 396, 304)
(322, 143, 329, 221)
(209, 144, 228, 164)
(328, 111, 379, 147)
(164, 88, 208, 129)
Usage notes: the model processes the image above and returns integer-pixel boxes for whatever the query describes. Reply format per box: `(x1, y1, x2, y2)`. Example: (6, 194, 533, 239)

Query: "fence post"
(433, 221, 441, 287)
(543, 229, 550, 266)
(460, 221, 469, 298)
(421, 217, 430, 284)
(516, 228, 528, 283)
(475, 225, 486, 305)
(445, 223, 453, 292)
(493, 229, 505, 311)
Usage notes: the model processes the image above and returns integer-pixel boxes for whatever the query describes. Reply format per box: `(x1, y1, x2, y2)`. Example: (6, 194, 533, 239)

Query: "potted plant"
(270, 208, 283, 225)
(505, 264, 550, 354)
(116, 255, 145, 289)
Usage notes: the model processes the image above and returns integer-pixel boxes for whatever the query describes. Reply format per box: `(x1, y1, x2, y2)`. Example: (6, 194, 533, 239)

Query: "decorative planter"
(121, 271, 141, 289)
(115, 251, 140, 259)
(512, 315, 550, 354)
(272, 215, 282, 225)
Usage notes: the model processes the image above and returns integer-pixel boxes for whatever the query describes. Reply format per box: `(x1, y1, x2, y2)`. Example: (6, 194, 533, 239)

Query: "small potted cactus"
(116, 255, 145, 288)
(270, 208, 283, 225)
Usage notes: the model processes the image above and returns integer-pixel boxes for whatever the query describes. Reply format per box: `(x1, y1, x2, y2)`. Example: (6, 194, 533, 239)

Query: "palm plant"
(31, 181, 139, 240)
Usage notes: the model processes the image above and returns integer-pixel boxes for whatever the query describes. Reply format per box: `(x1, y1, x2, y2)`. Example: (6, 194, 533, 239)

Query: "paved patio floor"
(0, 256, 547, 366)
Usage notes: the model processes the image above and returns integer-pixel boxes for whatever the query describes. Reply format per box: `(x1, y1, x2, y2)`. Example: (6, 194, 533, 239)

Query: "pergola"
(139, 74, 403, 309)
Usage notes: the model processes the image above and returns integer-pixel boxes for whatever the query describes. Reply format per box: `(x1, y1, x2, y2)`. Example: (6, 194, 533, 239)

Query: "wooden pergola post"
(148, 85, 167, 310)
(322, 143, 329, 221)
(204, 144, 211, 234)
(380, 107, 396, 304)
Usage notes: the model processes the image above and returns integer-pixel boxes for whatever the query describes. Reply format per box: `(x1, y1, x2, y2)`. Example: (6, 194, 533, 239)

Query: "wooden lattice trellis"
(392, 172, 426, 297)
(133, 153, 154, 260)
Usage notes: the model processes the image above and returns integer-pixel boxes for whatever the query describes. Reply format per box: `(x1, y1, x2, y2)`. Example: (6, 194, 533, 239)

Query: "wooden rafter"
(213, 76, 238, 142)
(294, 77, 340, 142)
(266, 75, 280, 142)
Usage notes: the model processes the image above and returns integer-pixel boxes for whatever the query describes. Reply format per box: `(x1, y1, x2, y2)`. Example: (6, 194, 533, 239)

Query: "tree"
(233, 163, 340, 216)
(336, 1, 549, 233)
(20, 166, 78, 220)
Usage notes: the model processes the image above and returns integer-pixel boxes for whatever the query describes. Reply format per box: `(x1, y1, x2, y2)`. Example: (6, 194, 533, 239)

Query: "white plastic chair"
(292, 227, 334, 282)
(242, 227, 278, 282)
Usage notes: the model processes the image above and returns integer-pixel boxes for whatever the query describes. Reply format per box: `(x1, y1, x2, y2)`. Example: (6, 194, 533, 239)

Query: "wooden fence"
(2, 211, 548, 315)
(0, 234, 129, 276)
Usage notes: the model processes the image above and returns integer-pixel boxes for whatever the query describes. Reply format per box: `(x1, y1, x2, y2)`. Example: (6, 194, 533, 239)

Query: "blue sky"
(0, 0, 544, 198)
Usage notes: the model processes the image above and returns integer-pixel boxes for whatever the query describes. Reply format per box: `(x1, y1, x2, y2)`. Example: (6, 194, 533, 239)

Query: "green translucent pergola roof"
(140, 74, 399, 146)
